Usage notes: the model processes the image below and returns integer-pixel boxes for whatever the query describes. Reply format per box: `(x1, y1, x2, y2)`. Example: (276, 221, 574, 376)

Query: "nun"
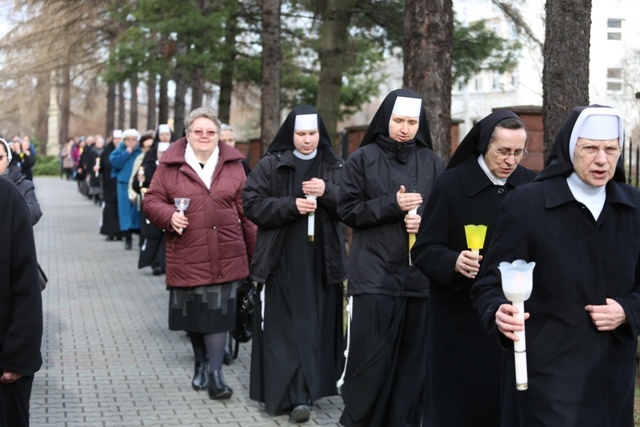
(337, 89, 445, 427)
(243, 105, 347, 423)
(99, 130, 123, 241)
(471, 105, 640, 426)
(412, 110, 535, 425)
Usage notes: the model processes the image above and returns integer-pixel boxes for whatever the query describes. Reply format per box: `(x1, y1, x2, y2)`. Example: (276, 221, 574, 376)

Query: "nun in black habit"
(243, 106, 346, 423)
(99, 132, 122, 240)
(471, 105, 640, 426)
(338, 89, 445, 427)
(0, 175, 43, 427)
(411, 110, 535, 426)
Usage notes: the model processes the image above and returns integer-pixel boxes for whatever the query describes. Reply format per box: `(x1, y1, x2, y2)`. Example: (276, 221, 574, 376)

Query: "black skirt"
(168, 281, 240, 334)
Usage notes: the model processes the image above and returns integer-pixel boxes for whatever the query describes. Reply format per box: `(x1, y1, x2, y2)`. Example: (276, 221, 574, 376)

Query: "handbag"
(38, 262, 48, 291)
(232, 279, 256, 358)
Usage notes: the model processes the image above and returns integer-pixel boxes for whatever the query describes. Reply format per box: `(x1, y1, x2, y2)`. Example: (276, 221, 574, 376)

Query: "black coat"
(338, 137, 445, 298)
(5, 164, 42, 226)
(471, 177, 640, 426)
(243, 149, 347, 285)
(99, 142, 118, 202)
(0, 175, 42, 378)
(412, 156, 535, 425)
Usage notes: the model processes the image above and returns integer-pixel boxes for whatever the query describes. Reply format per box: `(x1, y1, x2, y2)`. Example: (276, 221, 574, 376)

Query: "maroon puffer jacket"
(143, 137, 256, 288)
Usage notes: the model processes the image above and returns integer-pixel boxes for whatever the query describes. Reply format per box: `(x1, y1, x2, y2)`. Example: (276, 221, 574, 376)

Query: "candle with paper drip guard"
(464, 224, 487, 275)
(305, 195, 317, 241)
(174, 197, 191, 233)
(95, 157, 100, 177)
(499, 259, 535, 391)
(408, 207, 418, 265)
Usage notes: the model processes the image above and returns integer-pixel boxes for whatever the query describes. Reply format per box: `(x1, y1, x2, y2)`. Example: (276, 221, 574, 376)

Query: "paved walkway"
(30, 176, 344, 426)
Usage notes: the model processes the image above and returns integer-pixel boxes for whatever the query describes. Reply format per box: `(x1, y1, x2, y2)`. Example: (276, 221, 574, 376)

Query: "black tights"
(189, 332, 227, 372)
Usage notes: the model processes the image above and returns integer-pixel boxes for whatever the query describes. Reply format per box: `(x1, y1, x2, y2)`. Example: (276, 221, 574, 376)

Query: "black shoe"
(192, 363, 208, 391)
(106, 235, 114, 242)
(223, 349, 231, 366)
(152, 265, 162, 276)
(125, 238, 132, 250)
(290, 405, 311, 423)
(207, 370, 232, 400)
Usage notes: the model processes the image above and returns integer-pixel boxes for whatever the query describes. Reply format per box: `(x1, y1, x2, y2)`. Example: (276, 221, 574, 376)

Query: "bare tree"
(118, 81, 126, 130)
(106, 81, 116, 136)
(543, 0, 591, 157)
(403, 0, 454, 162)
(261, 0, 282, 152)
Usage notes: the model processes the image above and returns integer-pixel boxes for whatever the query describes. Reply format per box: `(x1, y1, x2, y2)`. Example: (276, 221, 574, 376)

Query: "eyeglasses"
(491, 147, 527, 160)
(578, 144, 621, 157)
(220, 139, 235, 144)
(191, 129, 217, 137)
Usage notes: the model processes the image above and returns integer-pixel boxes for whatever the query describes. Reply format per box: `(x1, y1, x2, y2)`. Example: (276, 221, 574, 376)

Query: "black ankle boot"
(192, 362, 208, 391)
(125, 236, 132, 250)
(208, 370, 233, 400)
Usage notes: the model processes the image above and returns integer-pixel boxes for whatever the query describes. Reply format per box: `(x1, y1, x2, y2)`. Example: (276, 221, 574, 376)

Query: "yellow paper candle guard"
(464, 224, 487, 255)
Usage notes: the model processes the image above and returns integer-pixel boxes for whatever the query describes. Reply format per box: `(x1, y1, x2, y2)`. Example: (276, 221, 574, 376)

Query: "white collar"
(184, 143, 219, 190)
(566, 172, 606, 220)
(293, 149, 317, 160)
(477, 154, 507, 186)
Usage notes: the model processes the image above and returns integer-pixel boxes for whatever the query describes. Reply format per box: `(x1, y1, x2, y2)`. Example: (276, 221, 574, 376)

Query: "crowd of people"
(5, 91, 640, 427)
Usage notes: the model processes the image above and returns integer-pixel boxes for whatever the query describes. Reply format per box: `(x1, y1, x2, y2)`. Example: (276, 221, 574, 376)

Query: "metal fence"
(625, 137, 639, 188)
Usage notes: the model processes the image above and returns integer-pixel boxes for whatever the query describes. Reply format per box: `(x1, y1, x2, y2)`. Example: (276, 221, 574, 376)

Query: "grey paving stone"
(29, 177, 343, 427)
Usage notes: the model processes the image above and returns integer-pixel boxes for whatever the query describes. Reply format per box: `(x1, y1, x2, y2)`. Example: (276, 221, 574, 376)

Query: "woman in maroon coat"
(143, 107, 256, 400)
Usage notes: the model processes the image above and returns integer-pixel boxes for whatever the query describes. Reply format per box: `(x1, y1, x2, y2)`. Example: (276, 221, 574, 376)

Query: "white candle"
(513, 300, 528, 390)
(306, 195, 317, 242)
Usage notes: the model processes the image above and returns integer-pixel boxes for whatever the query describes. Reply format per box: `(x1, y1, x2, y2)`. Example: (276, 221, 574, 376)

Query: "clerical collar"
(477, 154, 507, 186)
(293, 149, 317, 160)
(566, 172, 606, 220)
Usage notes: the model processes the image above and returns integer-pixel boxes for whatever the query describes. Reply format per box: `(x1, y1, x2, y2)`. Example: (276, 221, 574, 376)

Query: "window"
(607, 18, 623, 40)
(607, 68, 623, 93)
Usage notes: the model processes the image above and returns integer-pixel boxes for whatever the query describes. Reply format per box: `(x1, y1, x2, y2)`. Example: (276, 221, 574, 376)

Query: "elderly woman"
(109, 129, 142, 250)
(143, 107, 256, 400)
(0, 138, 42, 225)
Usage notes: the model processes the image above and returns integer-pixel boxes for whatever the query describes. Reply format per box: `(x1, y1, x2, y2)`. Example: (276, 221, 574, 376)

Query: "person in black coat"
(99, 131, 123, 240)
(338, 89, 445, 427)
(411, 110, 536, 426)
(0, 138, 43, 225)
(471, 105, 640, 426)
(0, 175, 43, 427)
(243, 106, 347, 423)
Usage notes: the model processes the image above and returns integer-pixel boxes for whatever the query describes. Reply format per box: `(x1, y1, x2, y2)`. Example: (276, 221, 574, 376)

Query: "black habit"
(412, 109, 536, 426)
(338, 89, 445, 427)
(0, 175, 43, 427)
(471, 105, 640, 426)
(99, 140, 121, 237)
(243, 106, 346, 415)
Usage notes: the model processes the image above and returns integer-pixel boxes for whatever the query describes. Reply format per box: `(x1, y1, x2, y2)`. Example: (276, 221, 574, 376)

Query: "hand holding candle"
(174, 197, 191, 233)
(94, 157, 100, 177)
(499, 259, 535, 391)
(464, 225, 487, 275)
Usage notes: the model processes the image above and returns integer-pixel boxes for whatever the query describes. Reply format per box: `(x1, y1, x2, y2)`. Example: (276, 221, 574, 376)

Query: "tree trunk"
(35, 73, 48, 148)
(146, 73, 157, 129)
(543, 0, 591, 159)
(60, 63, 71, 142)
(316, 0, 357, 144)
(129, 75, 139, 130)
(261, 0, 282, 153)
(218, 8, 239, 125)
(159, 73, 169, 126)
(191, 68, 204, 110)
(106, 81, 116, 137)
(118, 81, 126, 130)
(174, 56, 188, 138)
(403, 0, 453, 162)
